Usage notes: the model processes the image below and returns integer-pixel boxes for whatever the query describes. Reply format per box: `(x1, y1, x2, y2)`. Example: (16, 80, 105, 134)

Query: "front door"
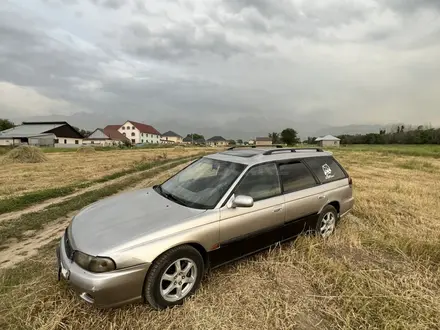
(210, 163, 285, 267)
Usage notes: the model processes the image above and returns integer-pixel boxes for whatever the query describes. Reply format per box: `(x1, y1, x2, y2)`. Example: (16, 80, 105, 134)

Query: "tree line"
(335, 126, 440, 145)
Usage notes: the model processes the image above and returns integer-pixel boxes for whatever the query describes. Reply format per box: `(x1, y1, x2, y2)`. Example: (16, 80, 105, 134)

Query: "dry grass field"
(0, 147, 212, 199)
(1, 147, 440, 329)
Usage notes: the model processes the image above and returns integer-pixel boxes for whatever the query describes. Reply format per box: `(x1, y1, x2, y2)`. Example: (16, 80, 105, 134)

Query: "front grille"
(64, 229, 74, 260)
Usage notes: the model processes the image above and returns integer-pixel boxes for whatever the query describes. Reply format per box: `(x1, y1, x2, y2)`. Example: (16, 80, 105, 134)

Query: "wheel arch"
(328, 201, 340, 214)
(318, 200, 340, 215)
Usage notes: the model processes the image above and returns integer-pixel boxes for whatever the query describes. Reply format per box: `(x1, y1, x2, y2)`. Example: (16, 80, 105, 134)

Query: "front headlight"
(74, 251, 116, 273)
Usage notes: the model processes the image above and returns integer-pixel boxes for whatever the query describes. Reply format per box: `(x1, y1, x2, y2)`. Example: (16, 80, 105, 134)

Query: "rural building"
(161, 131, 183, 144)
(0, 121, 83, 147)
(83, 127, 130, 146)
(315, 135, 341, 147)
(248, 139, 255, 145)
(117, 120, 161, 145)
(255, 137, 273, 146)
(207, 136, 228, 147)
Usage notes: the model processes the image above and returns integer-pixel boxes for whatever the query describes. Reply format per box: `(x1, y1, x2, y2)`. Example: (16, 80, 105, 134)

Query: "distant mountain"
(10, 112, 404, 141)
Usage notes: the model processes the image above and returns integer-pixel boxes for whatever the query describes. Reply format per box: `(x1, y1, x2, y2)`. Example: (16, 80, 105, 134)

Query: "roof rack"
(262, 148, 323, 155)
(227, 145, 283, 150)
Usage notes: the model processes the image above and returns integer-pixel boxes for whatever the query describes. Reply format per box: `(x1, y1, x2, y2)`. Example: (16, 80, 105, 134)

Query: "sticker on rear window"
(322, 164, 335, 180)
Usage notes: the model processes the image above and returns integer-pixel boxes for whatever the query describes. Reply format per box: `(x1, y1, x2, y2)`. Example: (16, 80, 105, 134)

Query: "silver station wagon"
(56, 147, 354, 309)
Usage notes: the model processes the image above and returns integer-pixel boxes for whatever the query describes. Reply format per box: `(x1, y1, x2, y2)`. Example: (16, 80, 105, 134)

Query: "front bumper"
(56, 234, 150, 308)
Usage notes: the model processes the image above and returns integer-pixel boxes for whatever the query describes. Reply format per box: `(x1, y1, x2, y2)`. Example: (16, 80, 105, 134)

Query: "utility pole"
(191, 133, 193, 144)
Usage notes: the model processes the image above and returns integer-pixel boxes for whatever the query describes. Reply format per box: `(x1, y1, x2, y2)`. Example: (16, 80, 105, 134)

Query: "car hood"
(70, 187, 206, 255)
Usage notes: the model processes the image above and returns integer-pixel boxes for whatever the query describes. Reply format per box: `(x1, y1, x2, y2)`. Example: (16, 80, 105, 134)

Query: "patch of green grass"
(339, 144, 440, 158)
(0, 158, 196, 243)
(0, 185, 86, 215)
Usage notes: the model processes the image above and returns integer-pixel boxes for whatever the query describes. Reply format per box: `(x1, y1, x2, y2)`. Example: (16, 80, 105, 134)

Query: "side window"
(235, 163, 281, 201)
(304, 157, 346, 183)
(279, 162, 316, 193)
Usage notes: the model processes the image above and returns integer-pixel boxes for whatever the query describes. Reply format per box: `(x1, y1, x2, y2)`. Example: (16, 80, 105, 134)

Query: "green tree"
(186, 133, 204, 141)
(0, 119, 15, 131)
(228, 140, 236, 146)
(268, 132, 281, 144)
(280, 128, 299, 145)
(73, 126, 92, 137)
(236, 139, 243, 145)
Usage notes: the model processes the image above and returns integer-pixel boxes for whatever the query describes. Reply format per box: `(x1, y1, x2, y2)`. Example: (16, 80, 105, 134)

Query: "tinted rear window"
(304, 157, 346, 183)
(279, 162, 317, 193)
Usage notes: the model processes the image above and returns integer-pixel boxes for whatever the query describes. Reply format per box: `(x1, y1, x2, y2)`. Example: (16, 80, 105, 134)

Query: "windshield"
(156, 157, 246, 209)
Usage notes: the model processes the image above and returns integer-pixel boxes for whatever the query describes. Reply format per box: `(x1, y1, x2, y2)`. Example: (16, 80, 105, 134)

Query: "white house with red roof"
(117, 120, 161, 144)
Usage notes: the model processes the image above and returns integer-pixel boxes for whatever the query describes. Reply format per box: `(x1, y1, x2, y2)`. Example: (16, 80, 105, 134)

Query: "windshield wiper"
(155, 186, 191, 207)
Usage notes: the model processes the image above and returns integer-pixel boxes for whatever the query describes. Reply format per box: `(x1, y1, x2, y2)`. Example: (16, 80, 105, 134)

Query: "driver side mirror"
(228, 195, 254, 208)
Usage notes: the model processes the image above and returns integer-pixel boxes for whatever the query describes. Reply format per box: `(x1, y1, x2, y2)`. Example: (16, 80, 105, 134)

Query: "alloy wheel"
(160, 258, 197, 302)
(320, 211, 336, 238)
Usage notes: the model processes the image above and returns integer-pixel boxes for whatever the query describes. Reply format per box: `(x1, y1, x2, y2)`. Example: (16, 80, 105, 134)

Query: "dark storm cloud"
(121, 20, 274, 60)
(0, 9, 115, 115)
(217, 0, 372, 40)
(0, 12, 99, 90)
(3, 0, 440, 132)
(0, 6, 266, 120)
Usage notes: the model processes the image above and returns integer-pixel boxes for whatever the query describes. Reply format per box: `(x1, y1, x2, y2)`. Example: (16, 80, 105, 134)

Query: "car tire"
(144, 245, 204, 310)
(315, 205, 338, 238)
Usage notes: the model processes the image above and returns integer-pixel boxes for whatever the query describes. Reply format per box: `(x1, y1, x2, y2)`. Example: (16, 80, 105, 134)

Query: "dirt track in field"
(0, 159, 190, 224)
(0, 163, 189, 270)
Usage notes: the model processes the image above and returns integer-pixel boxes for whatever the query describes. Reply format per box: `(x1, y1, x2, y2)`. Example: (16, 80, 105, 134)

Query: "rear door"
(278, 161, 325, 240)
(212, 162, 285, 266)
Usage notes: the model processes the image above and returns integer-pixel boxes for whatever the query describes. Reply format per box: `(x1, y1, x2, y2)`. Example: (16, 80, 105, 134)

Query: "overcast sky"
(1, 0, 440, 135)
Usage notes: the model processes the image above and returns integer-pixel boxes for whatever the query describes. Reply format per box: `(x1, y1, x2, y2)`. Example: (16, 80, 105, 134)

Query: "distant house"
(207, 136, 228, 147)
(248, 139, 255, 145)
(161, 131, 183, 144)
(255, 137, 272, 146)
(0, 121, 83, 147)
(117, 120, 161, 144)
(315, 135, 341, 147)
(83, 127, 130, 146)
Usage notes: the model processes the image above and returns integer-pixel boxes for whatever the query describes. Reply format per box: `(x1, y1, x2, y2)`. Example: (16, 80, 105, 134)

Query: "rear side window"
(304, 157, 346, 183)
(279, 162, 317, 193)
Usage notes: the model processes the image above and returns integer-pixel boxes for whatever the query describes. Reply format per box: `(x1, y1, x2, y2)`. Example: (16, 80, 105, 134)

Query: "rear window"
(279, 162, 317, 193)
(303, 157, 346, 183)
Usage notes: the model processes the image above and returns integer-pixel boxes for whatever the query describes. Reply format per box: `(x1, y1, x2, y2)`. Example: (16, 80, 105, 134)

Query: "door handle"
(273, 207, 283, 213)
(318, 195, 326, 200)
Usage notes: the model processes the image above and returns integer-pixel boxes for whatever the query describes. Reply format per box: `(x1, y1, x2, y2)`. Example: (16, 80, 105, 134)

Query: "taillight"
(348, 176, 353, 185)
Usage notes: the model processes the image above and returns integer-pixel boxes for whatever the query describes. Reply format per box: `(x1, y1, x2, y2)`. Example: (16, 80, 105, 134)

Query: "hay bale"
(1, 146, 48, 164)
(76, 146, 96, 154)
